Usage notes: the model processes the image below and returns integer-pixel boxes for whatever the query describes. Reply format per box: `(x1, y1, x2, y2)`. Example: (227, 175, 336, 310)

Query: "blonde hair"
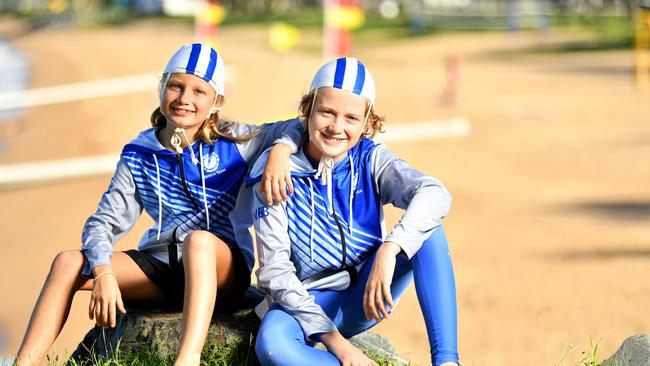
(152, 74, 258, 144)
(297, 90, 385, 140)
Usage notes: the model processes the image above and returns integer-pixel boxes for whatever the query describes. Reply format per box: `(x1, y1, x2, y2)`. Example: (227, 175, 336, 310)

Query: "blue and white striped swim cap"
(310, 57, 375, 104)
(163, 43, 225, 96)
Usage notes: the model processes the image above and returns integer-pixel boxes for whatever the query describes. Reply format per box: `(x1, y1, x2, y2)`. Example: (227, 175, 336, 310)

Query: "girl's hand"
(363, 241, 401, 322)
(259, 144, 294, 206)
(88, 266, 126, 328)
(321, 332, 378, 366)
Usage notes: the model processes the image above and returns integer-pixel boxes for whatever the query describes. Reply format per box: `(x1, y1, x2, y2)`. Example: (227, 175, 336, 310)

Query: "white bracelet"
(93, 271, 116, 284)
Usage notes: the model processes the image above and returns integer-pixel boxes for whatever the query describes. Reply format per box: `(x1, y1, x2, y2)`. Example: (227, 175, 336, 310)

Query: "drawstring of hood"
(153, 155, 163, 240)
(348, 154, 354, 235)
(314, 156, 334, 215)
(198, 144, 210, 230)
(308, 179, 315, 262)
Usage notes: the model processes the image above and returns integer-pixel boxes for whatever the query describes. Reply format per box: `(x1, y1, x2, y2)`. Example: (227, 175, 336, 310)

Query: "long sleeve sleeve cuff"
(300, 315, 338, 342)
(273, 136, 299, 154)
(384, 229, 422, 260)
(81, 245, 112, 276)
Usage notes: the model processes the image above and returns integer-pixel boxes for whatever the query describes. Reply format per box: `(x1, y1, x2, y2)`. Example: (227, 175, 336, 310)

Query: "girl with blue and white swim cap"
(249, 57, 460, 366)
(16, 43, 303, 366)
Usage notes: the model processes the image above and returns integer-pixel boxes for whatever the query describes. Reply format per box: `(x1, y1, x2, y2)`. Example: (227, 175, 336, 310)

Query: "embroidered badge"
(202, 152, 220, 173)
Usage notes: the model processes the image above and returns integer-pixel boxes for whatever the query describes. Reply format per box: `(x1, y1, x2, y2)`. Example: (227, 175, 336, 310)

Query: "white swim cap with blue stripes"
(163, 43, 225, 97)
(310, 57, 375, 104)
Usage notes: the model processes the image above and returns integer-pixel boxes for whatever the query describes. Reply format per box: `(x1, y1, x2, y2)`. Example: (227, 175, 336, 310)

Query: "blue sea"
(0, 38, 29, 151)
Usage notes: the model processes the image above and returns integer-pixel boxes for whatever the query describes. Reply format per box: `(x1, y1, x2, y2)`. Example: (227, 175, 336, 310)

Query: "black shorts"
(124, 240, 251, 312)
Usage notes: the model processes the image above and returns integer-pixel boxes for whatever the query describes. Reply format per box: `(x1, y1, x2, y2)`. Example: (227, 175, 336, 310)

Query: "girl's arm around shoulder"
(371, 145, 452, 258)
(81, 159, 143, 276)
(233, 118, 304, 164)
(251, 183, 337, 339)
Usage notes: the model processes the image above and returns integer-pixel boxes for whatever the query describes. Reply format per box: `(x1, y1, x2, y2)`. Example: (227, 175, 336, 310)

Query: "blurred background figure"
(438, 53, 462, 107)
(0, 40, 27, 152)
(636, 0, 650, 90)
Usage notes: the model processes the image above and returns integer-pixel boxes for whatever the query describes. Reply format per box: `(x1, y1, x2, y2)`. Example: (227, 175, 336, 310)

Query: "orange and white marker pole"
(635, 6, 650, 91)
(323, 0, 365, 58)
(195, 0, 226, 48)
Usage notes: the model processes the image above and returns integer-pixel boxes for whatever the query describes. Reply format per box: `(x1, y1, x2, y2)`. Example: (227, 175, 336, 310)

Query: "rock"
(603, 334, 650, 366)
(69, 286, 264, 364)
(69, 286, 409, 365)
(349, 332, 409, 366)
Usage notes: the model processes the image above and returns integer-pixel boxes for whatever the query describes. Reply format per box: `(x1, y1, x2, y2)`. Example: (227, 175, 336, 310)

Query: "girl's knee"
(255, 327, 287, 366)
(429, 226, 448, 245)
(255, 311, 304, 366)
(182, 230, 220, 257)
(50, 250, 84, 276)
(255, 329, 273, 365)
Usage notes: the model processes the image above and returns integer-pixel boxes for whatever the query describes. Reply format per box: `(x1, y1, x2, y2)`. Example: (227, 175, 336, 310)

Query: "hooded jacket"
(249, 137, 452, 338)
(80, 118, 303, 276)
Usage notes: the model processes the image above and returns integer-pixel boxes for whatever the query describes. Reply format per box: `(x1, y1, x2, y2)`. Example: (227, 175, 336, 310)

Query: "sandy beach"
(1, 17, 649, 365)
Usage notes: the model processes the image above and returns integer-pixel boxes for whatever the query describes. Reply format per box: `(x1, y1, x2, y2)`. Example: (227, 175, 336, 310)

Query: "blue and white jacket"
(80, 118, 303, 276)
(249, 137, 452, 338)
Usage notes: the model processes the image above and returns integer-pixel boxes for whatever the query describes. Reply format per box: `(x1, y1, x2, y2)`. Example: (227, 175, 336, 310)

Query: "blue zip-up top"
(249, 138, 452, 338)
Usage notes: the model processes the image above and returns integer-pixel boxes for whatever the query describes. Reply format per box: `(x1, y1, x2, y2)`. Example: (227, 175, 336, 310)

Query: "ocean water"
(0, 39, 28, 121)
(0, 38, 28, 152)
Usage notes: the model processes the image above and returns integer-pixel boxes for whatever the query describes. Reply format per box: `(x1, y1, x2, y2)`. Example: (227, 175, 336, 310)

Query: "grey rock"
(603, 334, 650, 366)
(69, 287, 263, 364)
(69, 286, 409, 365)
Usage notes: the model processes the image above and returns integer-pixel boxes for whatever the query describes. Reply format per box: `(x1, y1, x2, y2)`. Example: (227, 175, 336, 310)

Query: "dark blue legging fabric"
(255, 227, 458, 366)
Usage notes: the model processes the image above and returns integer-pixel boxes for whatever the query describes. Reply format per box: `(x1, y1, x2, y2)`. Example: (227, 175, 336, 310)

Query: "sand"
(1, 17, 649, 365)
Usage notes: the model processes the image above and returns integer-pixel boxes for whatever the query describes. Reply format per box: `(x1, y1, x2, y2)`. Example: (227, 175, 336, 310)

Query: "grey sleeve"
(373, 145, 452, 259)
(235, 118, 304, 164)
(251, 183, 337, 338)
(81, 159, 143, 274)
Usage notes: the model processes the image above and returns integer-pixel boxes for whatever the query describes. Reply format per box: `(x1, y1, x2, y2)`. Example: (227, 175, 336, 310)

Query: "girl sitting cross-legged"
(248, 57, 459, 366)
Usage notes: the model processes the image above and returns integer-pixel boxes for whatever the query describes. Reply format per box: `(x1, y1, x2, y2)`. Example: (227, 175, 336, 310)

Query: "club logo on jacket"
(202, 152, 220, 173)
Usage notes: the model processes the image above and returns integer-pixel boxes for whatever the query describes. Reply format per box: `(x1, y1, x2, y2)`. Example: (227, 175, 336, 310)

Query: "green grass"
(554, 338, 617, 366)
(62, 336, 254, 366)
(47, 336, 406, 366)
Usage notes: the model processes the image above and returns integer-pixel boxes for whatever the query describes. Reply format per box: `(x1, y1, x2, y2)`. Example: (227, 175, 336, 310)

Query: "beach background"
(1, 4, 649, 365)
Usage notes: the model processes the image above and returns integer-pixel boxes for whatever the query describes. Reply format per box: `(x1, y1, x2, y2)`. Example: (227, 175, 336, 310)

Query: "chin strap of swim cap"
(170, 127, 199, 165)
(362, 102, 373, 136)
(207, 107, 221, 119)
(206, 95, 222, 119)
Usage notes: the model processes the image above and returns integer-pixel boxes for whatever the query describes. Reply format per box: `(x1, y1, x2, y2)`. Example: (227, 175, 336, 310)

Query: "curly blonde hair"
(152, 74, 258, 144)
(297, 90, 385, 140)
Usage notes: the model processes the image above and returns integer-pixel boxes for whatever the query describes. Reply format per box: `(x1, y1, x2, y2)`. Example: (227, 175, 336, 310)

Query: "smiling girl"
(249, 57, 459, 366)
(15, 43, 302, 366)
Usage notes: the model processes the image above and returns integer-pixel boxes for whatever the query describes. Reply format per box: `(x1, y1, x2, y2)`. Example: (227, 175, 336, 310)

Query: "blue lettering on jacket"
(255, 206, 270, 220)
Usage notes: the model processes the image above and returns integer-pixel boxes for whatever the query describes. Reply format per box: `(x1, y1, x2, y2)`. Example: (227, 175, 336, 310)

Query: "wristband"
(93, 271, 116, 284)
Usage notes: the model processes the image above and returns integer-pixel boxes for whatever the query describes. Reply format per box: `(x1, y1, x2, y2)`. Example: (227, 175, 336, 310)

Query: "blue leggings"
(255, 228, 458, 366)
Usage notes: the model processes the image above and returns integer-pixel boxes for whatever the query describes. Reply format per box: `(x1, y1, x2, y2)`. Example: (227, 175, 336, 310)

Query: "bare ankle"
(173, 351, 201, 366)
